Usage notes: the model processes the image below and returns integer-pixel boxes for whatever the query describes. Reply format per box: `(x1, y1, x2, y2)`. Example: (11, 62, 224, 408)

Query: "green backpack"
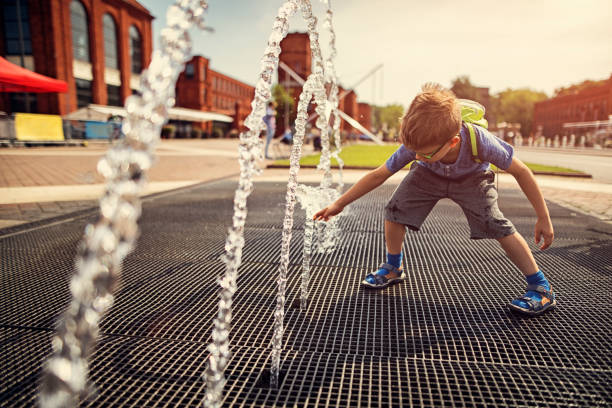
(459, 99, 487, 163)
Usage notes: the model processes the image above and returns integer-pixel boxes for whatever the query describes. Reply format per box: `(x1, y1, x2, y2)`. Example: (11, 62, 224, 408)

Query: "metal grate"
(1, 180, 611, 407)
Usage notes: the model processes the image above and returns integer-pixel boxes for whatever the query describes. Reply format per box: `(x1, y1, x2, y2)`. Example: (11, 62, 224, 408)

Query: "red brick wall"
(358, 102, 372, 131)
(73, 0, 153, 111)
(534, 75, 612, 137)
(209, 70, 254, 132)
(175, 55, 255, 133)
(336, 86, 345, 115)
(279, 33, 311, 86)
(176, 56, 209, 110)
(0, 0, 153, 115)
(278, 32, 311, 124)
(28, 0, 67, 114)
(342, 91, 358, 132)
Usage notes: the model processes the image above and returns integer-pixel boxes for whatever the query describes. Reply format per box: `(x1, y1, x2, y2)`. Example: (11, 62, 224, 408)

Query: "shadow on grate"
(2, 327, 611, 408)
(1, 181, 612, 407)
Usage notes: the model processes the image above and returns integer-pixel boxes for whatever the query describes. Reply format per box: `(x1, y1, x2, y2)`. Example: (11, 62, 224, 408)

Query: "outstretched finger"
(540, 233, 553, 250)
(314, 213, 328, 222)
(534, 229, 542, 246)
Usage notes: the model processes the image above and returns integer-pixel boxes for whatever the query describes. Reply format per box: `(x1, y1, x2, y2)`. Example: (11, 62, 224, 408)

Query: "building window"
(102, 14, 118, 69)
(9, 92, 36, 113)
(129, 25, 142, 73)
(70, 1, 90, 62)
(107, 85, 121, 106)
(3, 0, 32, 55)
(185, 63, 194, 79)
(76, 78, 92, 108)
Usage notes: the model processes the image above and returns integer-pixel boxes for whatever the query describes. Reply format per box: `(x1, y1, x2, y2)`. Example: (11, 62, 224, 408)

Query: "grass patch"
(275, 144, 397, 168)
(519, 163, 584, 174)
(273, 143, 584, 174)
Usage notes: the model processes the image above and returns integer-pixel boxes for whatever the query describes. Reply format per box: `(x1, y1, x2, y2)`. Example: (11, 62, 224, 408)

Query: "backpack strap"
(465, 122, 481, 163)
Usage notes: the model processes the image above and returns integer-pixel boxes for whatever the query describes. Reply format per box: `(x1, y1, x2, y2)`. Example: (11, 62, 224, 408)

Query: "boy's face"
(411, 134, 461, 163)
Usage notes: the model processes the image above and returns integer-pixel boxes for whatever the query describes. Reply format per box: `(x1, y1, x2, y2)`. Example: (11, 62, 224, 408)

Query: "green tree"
(450, 75, 481, 101)
(495, 88, 547, 137)
(372, 104, 404, 133)
(272, 84, 295, 131)
(554, 79, 606, 97)
(451, 75, 496, 124)
(451, 76, 547, 136)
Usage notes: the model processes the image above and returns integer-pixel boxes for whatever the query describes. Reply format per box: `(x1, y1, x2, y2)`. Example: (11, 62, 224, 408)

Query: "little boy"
(313, 83, 556, 316)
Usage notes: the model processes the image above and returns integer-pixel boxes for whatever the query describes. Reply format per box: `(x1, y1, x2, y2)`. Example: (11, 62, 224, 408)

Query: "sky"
(141, 0, 612, 107)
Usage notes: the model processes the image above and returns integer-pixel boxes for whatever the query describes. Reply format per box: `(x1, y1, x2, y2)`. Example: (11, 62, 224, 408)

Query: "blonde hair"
(399, 83, 461, 149)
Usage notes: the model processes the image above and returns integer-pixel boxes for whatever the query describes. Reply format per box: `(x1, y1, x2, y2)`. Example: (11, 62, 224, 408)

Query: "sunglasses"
(416, 133, 458, 159)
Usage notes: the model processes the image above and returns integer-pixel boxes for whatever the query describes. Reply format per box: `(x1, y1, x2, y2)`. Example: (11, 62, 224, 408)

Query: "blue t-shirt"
(385, 123, 514, 179)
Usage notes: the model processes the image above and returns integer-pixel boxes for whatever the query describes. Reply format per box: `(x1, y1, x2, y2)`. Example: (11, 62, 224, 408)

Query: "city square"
(1, 0, 611, 407)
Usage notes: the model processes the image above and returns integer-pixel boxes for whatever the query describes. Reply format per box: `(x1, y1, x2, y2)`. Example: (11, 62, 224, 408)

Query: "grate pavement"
(1, 180, 611, 407)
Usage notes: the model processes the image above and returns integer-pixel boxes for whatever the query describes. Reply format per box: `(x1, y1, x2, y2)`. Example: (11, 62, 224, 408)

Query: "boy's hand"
(535, 217, 554, 250)
(313, 203, 344, 222)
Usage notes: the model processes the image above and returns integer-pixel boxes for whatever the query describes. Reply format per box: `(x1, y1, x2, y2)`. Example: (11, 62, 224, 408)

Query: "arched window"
(70, 0, 90, 62)
(129, 25, 142, 73)
(103, 14, 118, 69)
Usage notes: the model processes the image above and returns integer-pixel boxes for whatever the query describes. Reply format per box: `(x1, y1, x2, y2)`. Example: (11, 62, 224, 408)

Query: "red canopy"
(0, 56, 68, 93)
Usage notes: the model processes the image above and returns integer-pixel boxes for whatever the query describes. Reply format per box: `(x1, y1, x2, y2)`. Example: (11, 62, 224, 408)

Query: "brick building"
(338, 87, 358, 132)
(175, 55, 255, 136)
(358, 102, 372, 131)
(278, 32, 311, 104)
(534, 75, 612, 139)
(0, 0, 153, 115)
(279, 32, 372, 136)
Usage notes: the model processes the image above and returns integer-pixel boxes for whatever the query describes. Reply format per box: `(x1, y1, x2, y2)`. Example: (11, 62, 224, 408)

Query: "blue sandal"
(362, 263, 406, 289)
(508, 284, 556, 316)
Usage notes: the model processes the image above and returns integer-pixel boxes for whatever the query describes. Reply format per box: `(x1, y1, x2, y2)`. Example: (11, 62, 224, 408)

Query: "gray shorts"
(384, 165, 516, 239)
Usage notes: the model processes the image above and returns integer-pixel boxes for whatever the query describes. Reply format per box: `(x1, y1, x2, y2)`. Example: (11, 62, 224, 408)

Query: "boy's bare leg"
(496, 232, 539, 276)
(385, 220, 406, 255)
(497, 232, 556, 313)
(363, 220, 406, 286)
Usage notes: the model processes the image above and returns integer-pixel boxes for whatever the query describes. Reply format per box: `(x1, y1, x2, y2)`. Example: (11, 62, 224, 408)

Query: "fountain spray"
(38, 2, 210, 407)
(202, 1, 302, 405)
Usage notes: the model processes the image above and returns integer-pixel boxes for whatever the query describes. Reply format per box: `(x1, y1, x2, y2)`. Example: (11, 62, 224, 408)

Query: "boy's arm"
(505, 157, 554, 249)
(313, 164, 393, 221)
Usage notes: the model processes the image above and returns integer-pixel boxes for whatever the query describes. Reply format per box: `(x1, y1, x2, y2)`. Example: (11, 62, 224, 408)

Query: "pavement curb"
(0, 207, 97, 239)
(266, 164, 592, 178)
(0, 172, 240, 238)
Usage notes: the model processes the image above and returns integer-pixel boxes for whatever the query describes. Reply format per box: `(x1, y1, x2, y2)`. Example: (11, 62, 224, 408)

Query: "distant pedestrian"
(314, 83, 556, 316)
(263, 102, 277, 159)
(107, 115, 123, 144)
(280, 127, 293, 145)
